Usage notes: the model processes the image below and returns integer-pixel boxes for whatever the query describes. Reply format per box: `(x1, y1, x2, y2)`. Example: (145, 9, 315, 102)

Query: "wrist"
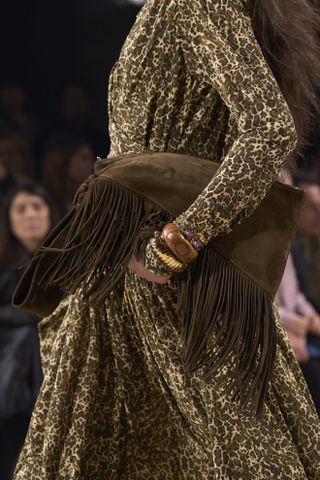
(160, 223, 198, 264)
(144, 236, 186, 276)
(172, 218, 206, 251)
(158, 221, 206, 266)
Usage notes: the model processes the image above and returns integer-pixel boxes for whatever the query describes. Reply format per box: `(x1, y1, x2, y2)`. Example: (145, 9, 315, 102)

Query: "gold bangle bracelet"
(153, 245, 185, 272)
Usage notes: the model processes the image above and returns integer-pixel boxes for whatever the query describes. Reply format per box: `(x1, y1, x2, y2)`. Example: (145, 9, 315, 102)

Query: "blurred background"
(0, 0, 143, 168)
(0, 2, 142, 478)
(0, 1, 320, 479)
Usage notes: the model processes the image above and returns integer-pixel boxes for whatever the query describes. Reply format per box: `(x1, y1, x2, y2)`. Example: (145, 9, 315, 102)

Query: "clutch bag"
(12, 151, 305, 417)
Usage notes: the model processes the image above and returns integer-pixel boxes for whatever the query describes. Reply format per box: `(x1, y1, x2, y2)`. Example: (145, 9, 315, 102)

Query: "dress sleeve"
(172, 0, 298, 242)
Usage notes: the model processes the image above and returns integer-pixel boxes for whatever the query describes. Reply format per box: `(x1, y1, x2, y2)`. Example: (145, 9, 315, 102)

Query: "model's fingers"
(127, 255, 171, 284)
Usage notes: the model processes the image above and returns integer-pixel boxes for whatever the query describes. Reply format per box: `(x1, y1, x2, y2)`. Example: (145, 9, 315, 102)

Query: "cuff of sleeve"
(172, 217, 207, 250)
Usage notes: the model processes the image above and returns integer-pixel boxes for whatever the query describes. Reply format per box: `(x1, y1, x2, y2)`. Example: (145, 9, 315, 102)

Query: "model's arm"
(144, 0, 298, 276)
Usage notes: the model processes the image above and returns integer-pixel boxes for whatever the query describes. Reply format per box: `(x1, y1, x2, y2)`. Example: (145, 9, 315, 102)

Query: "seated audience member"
(291, 178, 320, 312)
(42, 134, 95, 215)
(0, 83, 37, 143)
(276, 169, 320, 415)
(41, 80, 107, 156)
(0, 180, 58, 480)
(276, 252, 320, 415)
(0, 132, 35, 212)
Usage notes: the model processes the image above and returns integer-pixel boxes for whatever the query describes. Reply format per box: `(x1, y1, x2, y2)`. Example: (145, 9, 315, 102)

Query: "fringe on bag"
(33, 177, 170, 304)
(177, 247, 277, 419)
(33, 176, 276, 417)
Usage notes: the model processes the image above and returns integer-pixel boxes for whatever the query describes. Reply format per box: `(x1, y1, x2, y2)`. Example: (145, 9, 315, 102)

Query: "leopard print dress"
(14, 0, 320, 478)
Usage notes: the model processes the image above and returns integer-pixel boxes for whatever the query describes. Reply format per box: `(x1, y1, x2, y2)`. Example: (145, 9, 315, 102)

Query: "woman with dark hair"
(0, 181, 58, 480)
(14, 0, 320, 478)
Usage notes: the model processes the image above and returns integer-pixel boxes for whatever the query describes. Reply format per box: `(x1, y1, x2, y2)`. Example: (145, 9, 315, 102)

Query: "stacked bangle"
(180, 229, 205, 251)
(152, 244, 186, 271)
(150, 222, 204, 273)
(160, 223, 200, 264)
(172, 214, 206, 251)
(151, 234, 186, 272)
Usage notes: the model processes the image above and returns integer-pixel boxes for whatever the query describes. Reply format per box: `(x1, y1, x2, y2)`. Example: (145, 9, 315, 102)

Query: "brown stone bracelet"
(161, 223, 198, 264)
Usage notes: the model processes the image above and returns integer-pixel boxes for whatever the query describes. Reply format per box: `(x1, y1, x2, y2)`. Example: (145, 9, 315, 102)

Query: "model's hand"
(127, 254, 171, 284)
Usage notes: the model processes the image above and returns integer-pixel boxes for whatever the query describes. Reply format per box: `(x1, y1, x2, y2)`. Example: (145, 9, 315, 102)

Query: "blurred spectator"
(41, 80, 107, 157)
(0, 180, 58, 480)
(0, 83, 37, 143)
(0, 132, 34, 176)
(276, 251, 320, 416)
(0, 132, 36, 219)
(42, 134, 95, 214)
(276, 254, 314, 363)
(276, 170, 320, 415)
(291, 180, 320, 312)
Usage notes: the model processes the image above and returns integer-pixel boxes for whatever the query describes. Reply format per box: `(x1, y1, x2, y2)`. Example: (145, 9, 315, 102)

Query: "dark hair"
(0, 131, 34, 175)
(247, 0, 320, 170)
(0, 180, 59, 267)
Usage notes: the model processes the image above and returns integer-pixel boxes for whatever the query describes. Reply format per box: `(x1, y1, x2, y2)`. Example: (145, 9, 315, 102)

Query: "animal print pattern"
(14, 0, 320, 478)
(171, 0, 298, 242)
(14, 275, 320, 479)
(145, 0, 298, 274)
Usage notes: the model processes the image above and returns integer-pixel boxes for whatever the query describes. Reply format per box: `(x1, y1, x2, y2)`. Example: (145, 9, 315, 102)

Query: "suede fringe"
(34, 177, 276, 417)
(177, 247, 276, 419)
(34, 178, 169, 304)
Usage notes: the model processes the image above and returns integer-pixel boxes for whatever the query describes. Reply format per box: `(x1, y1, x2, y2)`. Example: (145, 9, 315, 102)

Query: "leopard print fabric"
(171, 0, 298, 243)
(108, 0, 298, 275)
(14, 0, 320, 478)
(14, 278, 320, 479)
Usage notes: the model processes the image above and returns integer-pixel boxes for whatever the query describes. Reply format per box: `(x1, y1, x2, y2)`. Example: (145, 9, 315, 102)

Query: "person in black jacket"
(0, 180, 58, 480)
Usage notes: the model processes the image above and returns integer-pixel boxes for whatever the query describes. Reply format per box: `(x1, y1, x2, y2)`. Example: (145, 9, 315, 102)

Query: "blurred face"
(9, 192, 51, 250)
(61, 85, 89, 121)
(67, 144, 95, 185)
(297, 184, 320, 236)
(0, 86, 25, 112)
(0, 139, 25, 172)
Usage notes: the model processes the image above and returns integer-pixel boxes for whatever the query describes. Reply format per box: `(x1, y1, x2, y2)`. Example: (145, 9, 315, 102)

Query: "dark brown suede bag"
(12, 152, 305, 417)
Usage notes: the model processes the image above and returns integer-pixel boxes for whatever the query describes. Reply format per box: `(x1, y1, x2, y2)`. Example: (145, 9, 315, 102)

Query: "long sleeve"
(171, 0, 298, 242)
(144, 0, 298, 275)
